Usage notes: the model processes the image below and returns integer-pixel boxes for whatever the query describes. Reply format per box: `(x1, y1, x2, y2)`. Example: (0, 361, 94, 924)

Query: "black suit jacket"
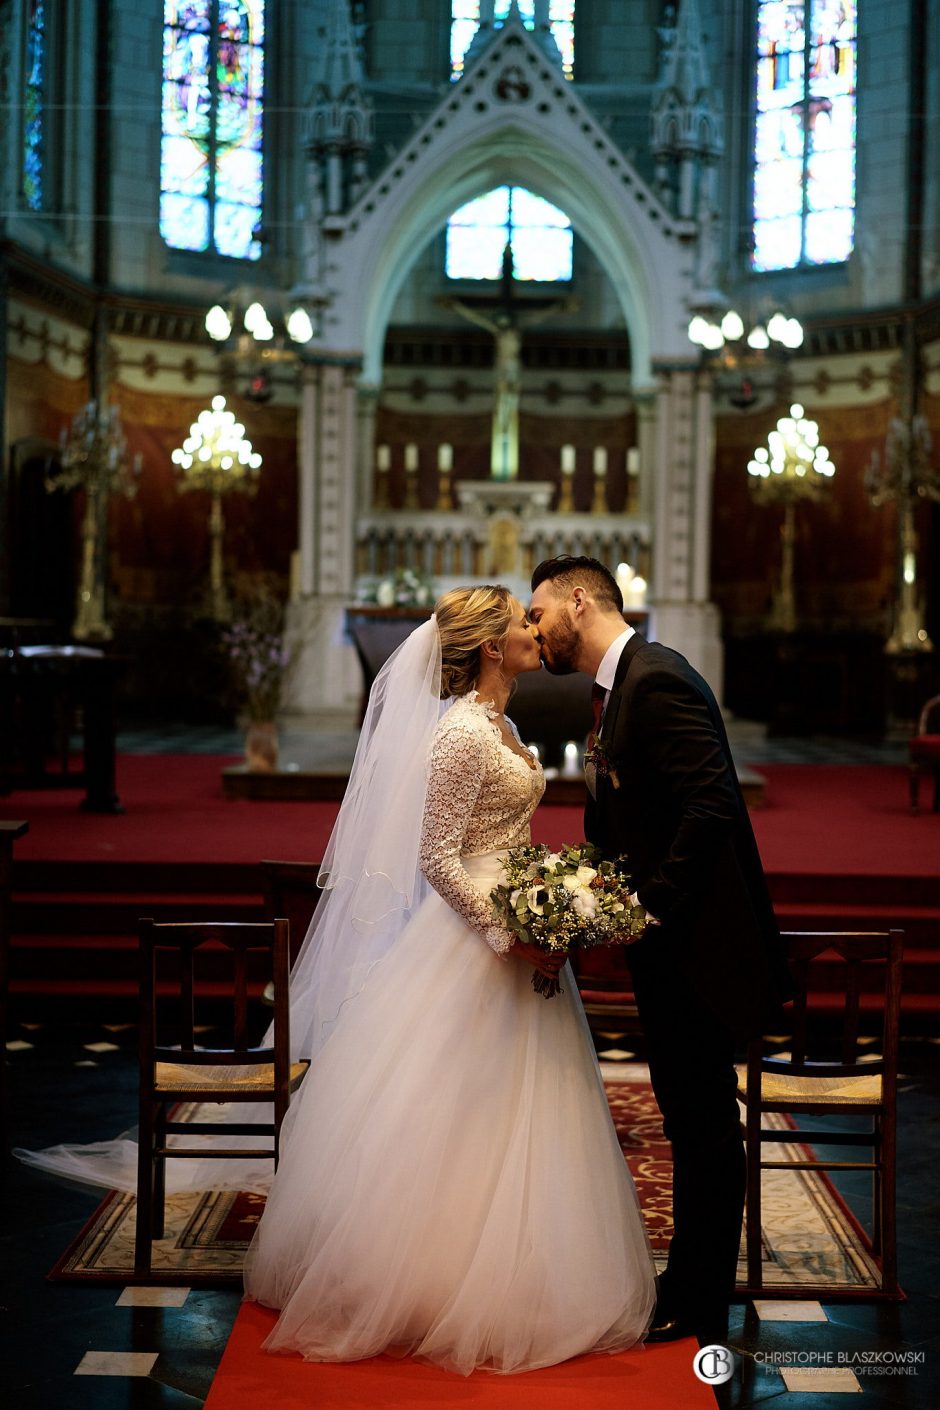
(585, 635, 792, 1040)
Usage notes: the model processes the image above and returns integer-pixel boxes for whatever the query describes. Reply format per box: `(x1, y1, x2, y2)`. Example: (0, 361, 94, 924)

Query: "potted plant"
(223, 588, 290, 772)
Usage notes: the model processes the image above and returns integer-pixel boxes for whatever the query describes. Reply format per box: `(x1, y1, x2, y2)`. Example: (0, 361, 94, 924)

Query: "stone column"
(633, 387, 657, 524)
(356, 381, 381, 513)
(283, 357, 363, 722)
(647, 366, 724, 695)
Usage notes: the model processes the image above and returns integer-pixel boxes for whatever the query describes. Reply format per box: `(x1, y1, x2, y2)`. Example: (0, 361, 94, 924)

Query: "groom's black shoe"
(645, 1312, 699, 1343)
(646, 1278, 695, 1342)
(646, 1282, 729, 1346)
(646, 1313, 730, 1345)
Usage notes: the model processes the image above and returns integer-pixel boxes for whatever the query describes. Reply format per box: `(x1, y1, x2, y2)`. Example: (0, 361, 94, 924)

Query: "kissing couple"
(242, 554, 792, 1372)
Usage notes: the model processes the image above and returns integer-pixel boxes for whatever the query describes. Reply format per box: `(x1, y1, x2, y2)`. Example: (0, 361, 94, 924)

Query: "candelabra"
(747, 404, 835, 633)
(171, 397, 263, 621)
(48, 400, 141, 640)
(689, 309, 804, 356)
(689, 306, 804, 409)
(865, 415, 940, 653)
(205, 287, 322, 402)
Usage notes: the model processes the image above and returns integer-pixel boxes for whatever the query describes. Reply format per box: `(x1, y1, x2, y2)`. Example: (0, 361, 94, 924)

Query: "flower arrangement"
(359, 566, 435, 608)
(490, 843, 648, 997)
(223, 590, 291, 724)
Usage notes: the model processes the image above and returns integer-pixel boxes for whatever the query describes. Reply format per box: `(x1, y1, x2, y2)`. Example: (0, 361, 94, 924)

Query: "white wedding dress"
(243, 694, 656, 1374)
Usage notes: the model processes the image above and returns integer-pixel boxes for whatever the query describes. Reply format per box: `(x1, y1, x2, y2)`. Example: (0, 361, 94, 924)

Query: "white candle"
(627, 447, 640, 477)
(376, 445, 391, 472)
(404, 444, 418, 472)
(561, 444, 576, 475)
(438, 443, 453, 472)
(593, 447, 607, 477)
(562, 741, 580, 777)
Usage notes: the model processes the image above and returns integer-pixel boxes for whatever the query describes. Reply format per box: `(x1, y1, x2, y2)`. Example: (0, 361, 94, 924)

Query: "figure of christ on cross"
(441, 244, 575, 480)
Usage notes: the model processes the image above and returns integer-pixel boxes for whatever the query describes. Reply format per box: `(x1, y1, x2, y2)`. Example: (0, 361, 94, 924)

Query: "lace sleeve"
(419, 720, 513, 957)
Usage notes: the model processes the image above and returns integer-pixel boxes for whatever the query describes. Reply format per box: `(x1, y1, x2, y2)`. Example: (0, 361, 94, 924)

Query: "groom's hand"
(511, 938, 566, 978)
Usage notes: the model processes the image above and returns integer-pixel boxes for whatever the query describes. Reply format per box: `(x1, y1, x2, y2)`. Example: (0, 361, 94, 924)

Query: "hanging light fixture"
(205, 288, 320, 353)
(688, 307, 804, 355)
(688, 299, 805, 410)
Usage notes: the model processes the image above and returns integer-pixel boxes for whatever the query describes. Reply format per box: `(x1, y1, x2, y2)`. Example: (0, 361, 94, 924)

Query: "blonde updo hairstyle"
(435, 585, 514, 701)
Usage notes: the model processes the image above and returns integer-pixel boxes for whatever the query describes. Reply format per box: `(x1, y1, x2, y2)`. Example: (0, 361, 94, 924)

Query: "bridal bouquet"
(490, 844, 649, 997)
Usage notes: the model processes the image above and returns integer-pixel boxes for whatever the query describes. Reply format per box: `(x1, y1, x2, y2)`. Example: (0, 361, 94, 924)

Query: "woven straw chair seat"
(736, 1062, 882, 1106)
(155, 1059, 309, 1093)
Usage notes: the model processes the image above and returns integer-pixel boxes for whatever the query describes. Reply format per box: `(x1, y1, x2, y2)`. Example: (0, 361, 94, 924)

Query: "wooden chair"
(135, 918, 309, 1277)
(909, 694, 940, 812)
(258, 860, 322, 1005)
(738, 930, 903, 1299)
(260, 860, 322, 964)
(570, 945, 640, 1040)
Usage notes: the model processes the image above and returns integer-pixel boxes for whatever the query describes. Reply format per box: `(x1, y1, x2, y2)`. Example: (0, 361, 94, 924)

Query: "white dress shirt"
(594, 626, 635, 707)
(591, 624, 657, 924)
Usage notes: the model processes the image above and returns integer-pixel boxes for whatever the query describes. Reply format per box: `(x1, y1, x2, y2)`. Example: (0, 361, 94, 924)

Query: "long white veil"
(16, 618, 448, 1195)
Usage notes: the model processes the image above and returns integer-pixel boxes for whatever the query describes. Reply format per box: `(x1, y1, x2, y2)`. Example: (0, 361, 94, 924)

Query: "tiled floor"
(4, 1022, 938, 1408)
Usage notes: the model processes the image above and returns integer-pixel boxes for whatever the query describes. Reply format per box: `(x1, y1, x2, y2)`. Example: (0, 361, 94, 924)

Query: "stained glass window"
(161, 0, 265, 261)
(451, 0, 575, 80)
(23, 0, 46, 211)
(752, 1, 856, 271)
(446, 186, 573, 282)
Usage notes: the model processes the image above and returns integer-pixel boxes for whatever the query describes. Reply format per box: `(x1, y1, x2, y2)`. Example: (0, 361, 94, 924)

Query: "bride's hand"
(510, 937, 566, 979)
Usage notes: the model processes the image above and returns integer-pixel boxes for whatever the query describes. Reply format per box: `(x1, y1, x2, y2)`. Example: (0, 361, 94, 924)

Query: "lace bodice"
(419, 693, 545, 956)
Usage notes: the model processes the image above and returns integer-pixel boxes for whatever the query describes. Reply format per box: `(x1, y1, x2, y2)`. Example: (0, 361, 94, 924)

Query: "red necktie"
(587, 682, 605, 752)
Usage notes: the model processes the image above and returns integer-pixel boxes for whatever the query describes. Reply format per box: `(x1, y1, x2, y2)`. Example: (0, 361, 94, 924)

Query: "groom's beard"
(539, 608, 580, 675)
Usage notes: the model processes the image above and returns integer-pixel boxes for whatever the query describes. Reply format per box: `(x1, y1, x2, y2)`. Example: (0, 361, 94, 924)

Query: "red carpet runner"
(204, 1301, 713, 1410)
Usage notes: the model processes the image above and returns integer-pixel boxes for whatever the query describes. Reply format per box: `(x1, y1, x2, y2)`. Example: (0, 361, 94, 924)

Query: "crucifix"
(442, 244, 574, 480)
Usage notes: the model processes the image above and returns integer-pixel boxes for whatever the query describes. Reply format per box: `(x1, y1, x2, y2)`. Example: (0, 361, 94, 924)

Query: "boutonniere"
(584, 738, 620, 789)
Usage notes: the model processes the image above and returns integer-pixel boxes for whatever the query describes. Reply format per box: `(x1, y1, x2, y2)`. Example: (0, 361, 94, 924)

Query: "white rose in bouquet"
(562, 865, 598, 893)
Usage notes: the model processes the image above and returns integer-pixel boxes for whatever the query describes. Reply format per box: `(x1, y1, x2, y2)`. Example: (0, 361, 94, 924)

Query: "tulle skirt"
(243, 852, 656, 1375)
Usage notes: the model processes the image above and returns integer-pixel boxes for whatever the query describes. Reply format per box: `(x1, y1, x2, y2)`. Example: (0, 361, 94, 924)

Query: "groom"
(529, 556, 792, 1347)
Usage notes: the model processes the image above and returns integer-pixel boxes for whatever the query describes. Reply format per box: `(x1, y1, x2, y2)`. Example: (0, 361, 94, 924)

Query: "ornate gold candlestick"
(747, 404, 835, 633)
(866, 415, 939, 653)
(403, 443, 420, 511)
(436, 443, 453, 511)
(171, 396, 262, 621)
(558, 444, 576, 513)
(591, 447, 608, 515)
(49, 400, 141, 641)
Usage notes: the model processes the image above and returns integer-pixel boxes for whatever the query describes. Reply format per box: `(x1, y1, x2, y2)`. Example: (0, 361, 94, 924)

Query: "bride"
(242, 585, 655, 1374)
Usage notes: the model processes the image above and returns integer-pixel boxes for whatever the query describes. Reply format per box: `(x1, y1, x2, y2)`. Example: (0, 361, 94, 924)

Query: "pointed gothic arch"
(311, 19, 695, 389)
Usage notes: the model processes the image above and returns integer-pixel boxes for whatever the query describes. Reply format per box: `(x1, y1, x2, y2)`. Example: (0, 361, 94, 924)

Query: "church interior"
(2, 0, 939, 1405)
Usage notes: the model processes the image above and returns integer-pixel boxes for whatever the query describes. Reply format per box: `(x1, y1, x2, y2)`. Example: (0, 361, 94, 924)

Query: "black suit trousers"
(627, 930, 744, 1331)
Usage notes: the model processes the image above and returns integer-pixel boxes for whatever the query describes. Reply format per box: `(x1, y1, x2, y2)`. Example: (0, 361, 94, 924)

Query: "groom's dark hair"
(531, 556, 624, 615)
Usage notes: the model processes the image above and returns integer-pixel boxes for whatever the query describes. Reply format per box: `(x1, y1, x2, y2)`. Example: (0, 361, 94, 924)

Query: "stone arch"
(324, 109, 692, 390)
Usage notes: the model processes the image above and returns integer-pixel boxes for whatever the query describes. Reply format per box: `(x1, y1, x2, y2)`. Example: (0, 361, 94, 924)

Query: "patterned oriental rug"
(49, 1068, 885, 1296)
